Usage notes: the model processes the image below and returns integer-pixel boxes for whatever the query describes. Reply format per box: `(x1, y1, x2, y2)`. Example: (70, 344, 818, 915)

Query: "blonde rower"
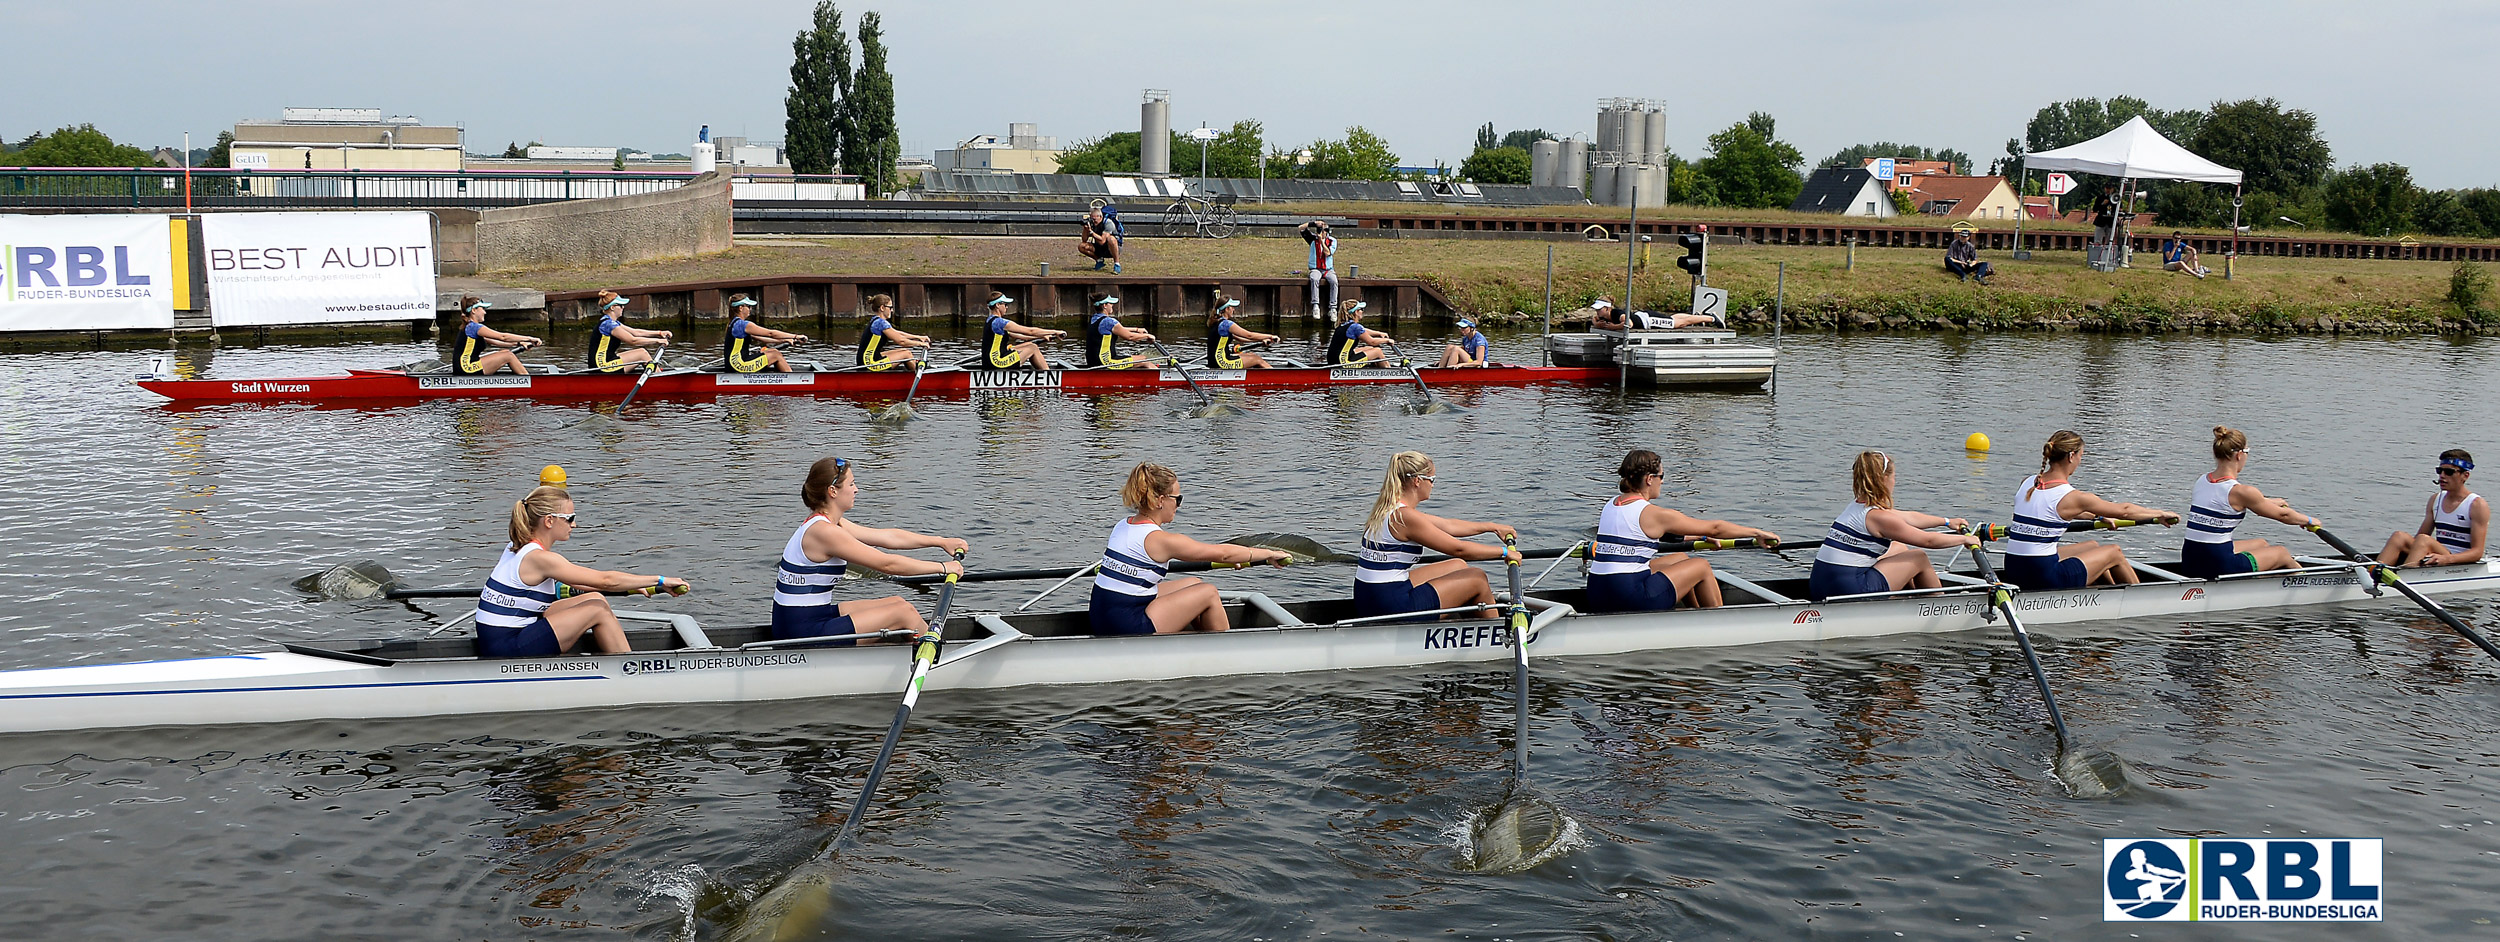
(2178, 426, 2313, 578)
(1352, 452, 1520, 619)
(1805, 452, 1980, 600)
(473, 486, 686, 658)
(1088, 463, 1289, 635)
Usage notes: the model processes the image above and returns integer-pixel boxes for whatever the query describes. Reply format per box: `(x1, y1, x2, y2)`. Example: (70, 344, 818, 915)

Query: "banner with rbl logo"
(2104, 838, 2381, 922)
(0, 214, 177, 331)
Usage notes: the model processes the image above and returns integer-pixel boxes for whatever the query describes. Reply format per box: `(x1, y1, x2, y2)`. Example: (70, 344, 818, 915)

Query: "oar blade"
(1453, 788, 1582, 874)
(294, 560, 397, 600)
(871, 401, 918, 423)
(1223, 533, 1354, 562)
(2053, 745, 2141, 799)
(727, 858, 842, 942)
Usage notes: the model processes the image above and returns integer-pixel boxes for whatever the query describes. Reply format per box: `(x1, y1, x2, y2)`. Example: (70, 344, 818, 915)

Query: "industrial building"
(227, 108, 463, 172)
(932, 123, 1063, 174)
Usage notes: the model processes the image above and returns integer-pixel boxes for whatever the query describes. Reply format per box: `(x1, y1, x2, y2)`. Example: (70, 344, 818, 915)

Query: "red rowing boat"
(138, 362, 1618, 404)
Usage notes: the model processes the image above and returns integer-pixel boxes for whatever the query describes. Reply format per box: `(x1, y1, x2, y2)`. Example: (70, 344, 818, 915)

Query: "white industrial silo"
(1640, 108, 1667, 168)
(1560, 138, 1588, 194)
(1140, 90, 1170, 175)
(1589, 161, 1619, 206)
(1530, 139, 1561, 187)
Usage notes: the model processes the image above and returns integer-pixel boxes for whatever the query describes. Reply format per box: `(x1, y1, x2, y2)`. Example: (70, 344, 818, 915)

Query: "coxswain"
(587, 290, 672, 372)
(2378, 449, 2486, 568)
(770, 457, 967, 643)
(1435, 318, 1490, 368)
(451, 296, 540, 375)
(1325, 300, 1390, 366)
(1088, 463, 1289, 635)
(1206, 295, 1280, 369)
(2176, 426, 2313, 577)
(2001, 430, 2179, 589)
(980, 292, 1064, 370)
(1804, 452, 1979, 600)
(723, 294, 809, 373)
(1586, 449, 1780, 612)
(474, 486, 687, 658)
(856, 292, 929, 371)
(1081, 294, 1160, 369)
(1352, 451, 1520, 620)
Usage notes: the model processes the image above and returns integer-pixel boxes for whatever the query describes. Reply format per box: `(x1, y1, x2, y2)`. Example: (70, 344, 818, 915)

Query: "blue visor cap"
(1097, 296, 1120, 306)
(466, 300, 490, 313)
(1218, 299, 1241, 310)
(1455, 318, 1475, 328)
(731, 298, 757, 308)
(602, 296, 630, 310)
(987, 296, 1012, 307)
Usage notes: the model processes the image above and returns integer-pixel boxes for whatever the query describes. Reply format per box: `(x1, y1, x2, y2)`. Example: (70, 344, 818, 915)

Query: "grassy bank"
(496, 236, 2499, 335)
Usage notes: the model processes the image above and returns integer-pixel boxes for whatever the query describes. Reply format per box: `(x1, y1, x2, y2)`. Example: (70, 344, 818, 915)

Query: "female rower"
(587, 290, 672, 372)
(1588, 449, 1780, 612)
(981, 292, 1064, 370)
(1089, 463, 1290, 635)
(1805, 452, 1979, 600)
(1207, 295, 1279, 369)
(474, 486, 687, 658)
(1353, 451, 1521, 619)
(1326, 300, 1391, 366)
(1435, 318, 1489, 368)
(2378, 449, 2486, 568)
(2002, 430, 2179, 589)
(856, 293, 929, 372)
(1082, 294, 1159, 369)
(723, 294, 809, 373)
(451, 296, 541, 375)
(2178, 426, 2314, 578)
(771, 456, 966, 643)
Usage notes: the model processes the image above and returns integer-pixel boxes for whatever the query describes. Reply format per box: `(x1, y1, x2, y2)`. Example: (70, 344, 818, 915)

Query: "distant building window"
(1864, 201, 1876, 215)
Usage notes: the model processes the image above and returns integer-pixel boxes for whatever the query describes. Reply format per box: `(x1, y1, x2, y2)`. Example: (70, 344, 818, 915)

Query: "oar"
(616, 343, 669, 411)
(1459, 537, 1576, 873)
(1148, 340, 1244, 417)
(1383, 341, 1458, 414)
(735, 551, 965, 940)
(1959, 525, 2070, 747)
(872, 358, 929, 423)
(1503, 535, 1531, 777)
(2306, 523, 2500, 662)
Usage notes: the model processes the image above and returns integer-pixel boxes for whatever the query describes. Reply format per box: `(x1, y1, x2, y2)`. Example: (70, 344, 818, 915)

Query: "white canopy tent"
(2016, 115, 2245, 271)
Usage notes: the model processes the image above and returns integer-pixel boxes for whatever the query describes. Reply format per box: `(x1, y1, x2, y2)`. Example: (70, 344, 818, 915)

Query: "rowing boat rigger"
(4, 554, 2492, 735)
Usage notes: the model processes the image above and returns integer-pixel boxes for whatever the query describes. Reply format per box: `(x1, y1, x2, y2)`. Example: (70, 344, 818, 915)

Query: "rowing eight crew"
(473, 432, 2487, 655)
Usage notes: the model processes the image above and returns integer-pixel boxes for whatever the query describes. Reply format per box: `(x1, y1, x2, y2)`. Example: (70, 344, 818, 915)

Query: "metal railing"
(0, 168, 703, 209)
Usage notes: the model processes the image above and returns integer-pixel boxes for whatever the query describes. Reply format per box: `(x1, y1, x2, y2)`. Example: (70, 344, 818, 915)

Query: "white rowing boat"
(3, 555, 2492, 735)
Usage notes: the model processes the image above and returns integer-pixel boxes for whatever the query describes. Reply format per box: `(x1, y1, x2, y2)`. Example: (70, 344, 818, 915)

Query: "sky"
(12, 0, 2496, 189)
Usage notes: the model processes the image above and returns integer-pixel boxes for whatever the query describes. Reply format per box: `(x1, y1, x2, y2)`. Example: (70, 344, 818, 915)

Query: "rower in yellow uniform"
(1081, 294, 1160, 369)
(586, 290, 673, 372)
(451, 296, 541, 375)
(856, 293, 929, 371)
(722, 294, 810, 373)
(1206, 295, 1280, 369)
(980, 292, 1064, 370)
(1326, 301, 1391, 366)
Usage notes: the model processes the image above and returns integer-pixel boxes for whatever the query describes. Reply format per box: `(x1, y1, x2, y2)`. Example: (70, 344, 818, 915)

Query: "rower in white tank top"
(773, 514, 849, 610)
(2006, 476, 2074, 558)
(1813, 501, 1887, 569)
(475, 542, 559, 629)
(1096, 518, 1170, 597)
(1356, 507, 1425, 584)
(2431, 492, 2483, 554)
(1589, 497, 1660, 576)
(2184, 475, 2245, 545)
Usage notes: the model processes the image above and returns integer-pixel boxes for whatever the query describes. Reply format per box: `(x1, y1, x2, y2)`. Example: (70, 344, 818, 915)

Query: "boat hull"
(2, 560, 2490, 734)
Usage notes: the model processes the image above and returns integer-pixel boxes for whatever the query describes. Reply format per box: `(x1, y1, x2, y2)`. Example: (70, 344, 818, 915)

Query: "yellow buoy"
(539, 464, 569, 487)
(1964, 432, 1992, 453)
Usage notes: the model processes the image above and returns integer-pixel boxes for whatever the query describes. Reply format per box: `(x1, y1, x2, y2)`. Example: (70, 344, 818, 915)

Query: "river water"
(0, 328, 2493, 940)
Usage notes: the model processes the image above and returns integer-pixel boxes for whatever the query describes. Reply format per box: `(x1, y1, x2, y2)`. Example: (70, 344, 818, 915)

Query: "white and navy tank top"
(1357, 506, 1424, 584)
(1096, 518, 1169, 597)
(1590, 498, 1660, 575)
(476, 542, 560, 629)
(2431, 492, 2483, 553)
(1814, 501, 1888, 568)
(774, 514, 849, 608)
(2185, 475, 2245, 545)
(2007, 476, 2075, 558)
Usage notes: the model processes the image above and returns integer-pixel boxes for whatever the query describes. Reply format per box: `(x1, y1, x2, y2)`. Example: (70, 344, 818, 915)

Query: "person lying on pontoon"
(1590, 297, 1719, 331)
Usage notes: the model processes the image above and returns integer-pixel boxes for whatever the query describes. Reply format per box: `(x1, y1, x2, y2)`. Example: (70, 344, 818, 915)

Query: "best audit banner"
(202, 212, 434, 327)
(0, 214, 177, 332)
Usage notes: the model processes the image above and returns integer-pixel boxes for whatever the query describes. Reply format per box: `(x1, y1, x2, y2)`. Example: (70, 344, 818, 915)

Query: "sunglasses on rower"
(2437, 467, 2464, 477)
(547, 512, 578, 524)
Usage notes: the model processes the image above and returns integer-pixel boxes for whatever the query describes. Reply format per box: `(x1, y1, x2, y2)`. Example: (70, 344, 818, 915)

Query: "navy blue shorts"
(2002, 552, 2089, 590)
(476, 618, 561, 658)
(1807, 561, 1892, 600)
(1089, 585, 1158, 636)
(2178, 540, 2257, 579)
(1584, 570, 1679, 613)
(770, 603, 861, 644)
(1354, 577, 1447, 620)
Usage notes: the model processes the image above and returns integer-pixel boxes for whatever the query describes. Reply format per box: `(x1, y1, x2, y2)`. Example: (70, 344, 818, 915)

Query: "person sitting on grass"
(2163, 231, 2208, 279)
(1945, 231, 1993, 285)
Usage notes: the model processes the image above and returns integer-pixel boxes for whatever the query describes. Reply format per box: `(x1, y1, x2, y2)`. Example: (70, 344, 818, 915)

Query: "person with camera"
(1301, 220, 1339, 320)
(1079, 206, 1123, 274)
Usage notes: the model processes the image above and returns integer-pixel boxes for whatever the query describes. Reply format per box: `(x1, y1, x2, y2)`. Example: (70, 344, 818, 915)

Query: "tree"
(2413, 190, 2485, 238)
(845, 10, 898, 194)
(783, 1, 853, 175)
(1172, 120, 1266, 178)
(8, 124, 153, 167)
(2192, 98, 2331, 198)
(1818, 142, 1972, 175)
(1054, 132, 1143, 175)
(1299, 126, 1400, 181)
(207, 130, 233, 168)
(1497, 128, 1550, 151)
(1458, 146, 1531, 184)
(2322, 162, 2421, 236)
(1689, 113, 1803, 208)
(500, 141, 526, 159)
(1474, 122, 1497, 153)
(2460, 189, 2500, 240)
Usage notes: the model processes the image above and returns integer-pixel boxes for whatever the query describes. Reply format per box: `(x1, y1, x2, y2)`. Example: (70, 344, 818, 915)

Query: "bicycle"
(1159, 191, 1239, 239)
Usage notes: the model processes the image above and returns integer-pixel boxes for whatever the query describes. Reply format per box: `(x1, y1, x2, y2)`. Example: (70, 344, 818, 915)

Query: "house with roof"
(1862, 157, 1956, 193)
(1904, 174, 2022, 220)
(1791, 167, 1897, 217)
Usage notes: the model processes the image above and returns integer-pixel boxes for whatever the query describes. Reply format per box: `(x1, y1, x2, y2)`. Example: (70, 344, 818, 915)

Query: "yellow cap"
(1964, 432, 1992, 453)
(540, 464, 568, 486)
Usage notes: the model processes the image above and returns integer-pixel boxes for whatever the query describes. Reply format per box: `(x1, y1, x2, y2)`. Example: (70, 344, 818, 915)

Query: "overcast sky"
(15, 0, 2495, 188)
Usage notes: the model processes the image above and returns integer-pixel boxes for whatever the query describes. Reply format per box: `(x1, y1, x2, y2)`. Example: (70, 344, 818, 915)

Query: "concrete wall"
(468, 171, 731, 274)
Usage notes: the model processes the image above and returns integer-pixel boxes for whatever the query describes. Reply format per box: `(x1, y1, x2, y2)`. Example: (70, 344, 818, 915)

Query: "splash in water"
(1445, 795, 1588, 874)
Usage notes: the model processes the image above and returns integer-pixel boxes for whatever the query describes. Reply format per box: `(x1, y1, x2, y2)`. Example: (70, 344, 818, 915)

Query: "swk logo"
(1792, 609, 1823, 625)
(2180, 587, 2206, 601)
